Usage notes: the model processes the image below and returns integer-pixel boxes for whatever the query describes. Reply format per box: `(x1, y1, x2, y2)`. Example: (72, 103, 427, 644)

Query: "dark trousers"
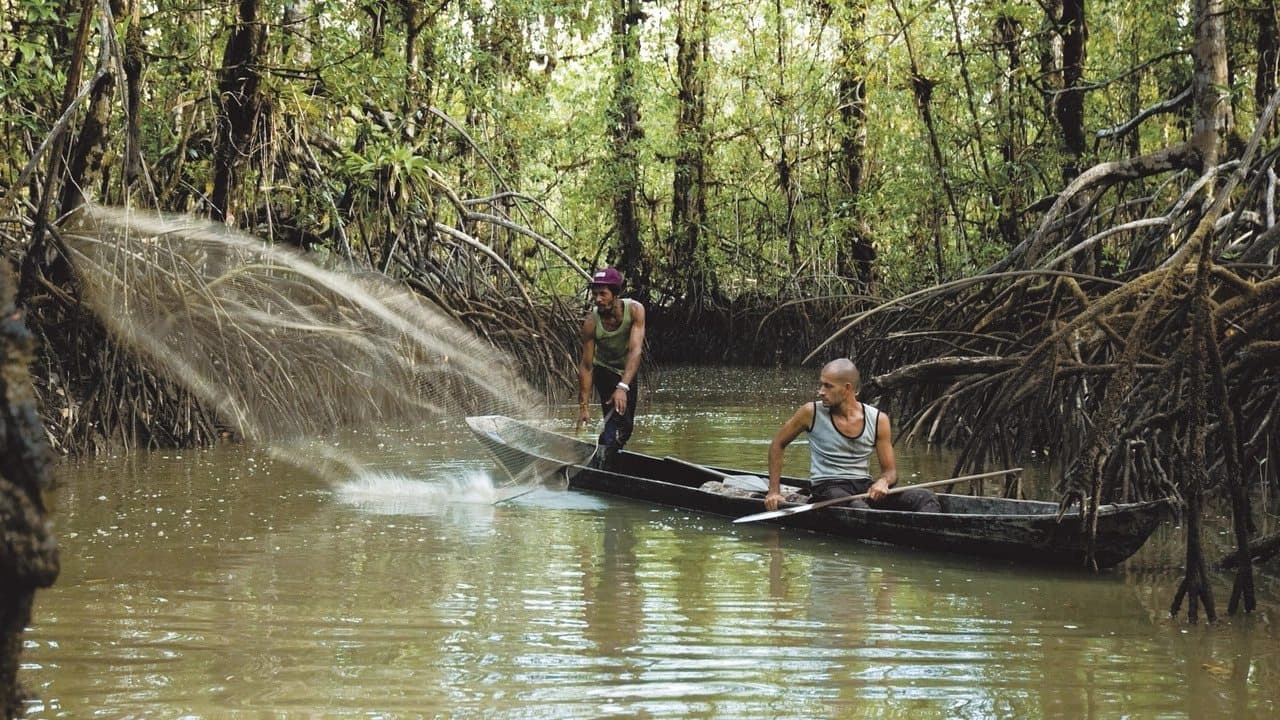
(811, 477, 941, 513)
(592, 366, 638, 450)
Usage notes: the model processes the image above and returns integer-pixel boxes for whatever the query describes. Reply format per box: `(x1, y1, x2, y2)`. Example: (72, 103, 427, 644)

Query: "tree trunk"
(773, 0, 799, 267)
(0, 263, 61, 720)
(210, 0, 267, 224)
(1054, 0, 1086, 180)
(993, 13, 1024, 248)
(365, 0, 389, 58)
(398, 0, 424, 138)
(123, 6, 144, 189)
(1257, 3, 1279, 136)
(888, 0, 963, 277)
(58, 71, 115, 217)
(1124, 22, 1142, 157)
(671, 0, 714, 304)
(1172, 263, 1219, 623)
(833, 0, 875, 287)
(610, 0, 648, 296)
(1190, 0, 1232, 169)
(18, 0, 96, 303)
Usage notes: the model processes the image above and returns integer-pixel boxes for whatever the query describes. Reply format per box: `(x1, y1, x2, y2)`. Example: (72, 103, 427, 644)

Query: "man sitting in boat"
(763, 358, 940, 513)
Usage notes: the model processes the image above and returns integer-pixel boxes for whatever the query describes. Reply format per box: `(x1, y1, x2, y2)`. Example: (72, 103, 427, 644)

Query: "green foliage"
(0, 0, 1267, 299)
(0, 0, 74, 176)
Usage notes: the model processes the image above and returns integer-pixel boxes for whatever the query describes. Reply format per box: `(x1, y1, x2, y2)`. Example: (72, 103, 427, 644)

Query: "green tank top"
(593, 299, 632, 374)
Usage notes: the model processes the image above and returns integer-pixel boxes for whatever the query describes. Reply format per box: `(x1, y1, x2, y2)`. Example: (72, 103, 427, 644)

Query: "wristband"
(616, 381, 630, 391)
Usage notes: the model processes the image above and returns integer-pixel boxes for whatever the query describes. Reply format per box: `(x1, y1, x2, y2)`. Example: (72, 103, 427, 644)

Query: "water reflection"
(580, 507, 643, 659)
(22, 366, 1280, 718)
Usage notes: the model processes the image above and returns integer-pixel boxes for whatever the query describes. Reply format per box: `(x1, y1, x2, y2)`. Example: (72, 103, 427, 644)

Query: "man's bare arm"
(621, 302, 645, 387)
(765, 403, 813, 511)
(612, 302, 645, 415)
(868, 410, 897, 500)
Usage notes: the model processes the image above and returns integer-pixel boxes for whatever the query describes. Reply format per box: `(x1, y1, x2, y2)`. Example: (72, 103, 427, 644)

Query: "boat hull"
(465, 415, 1169, 569)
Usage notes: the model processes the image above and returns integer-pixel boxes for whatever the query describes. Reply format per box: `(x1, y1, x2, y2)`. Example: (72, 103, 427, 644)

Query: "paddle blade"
(732, 502, 818, 524)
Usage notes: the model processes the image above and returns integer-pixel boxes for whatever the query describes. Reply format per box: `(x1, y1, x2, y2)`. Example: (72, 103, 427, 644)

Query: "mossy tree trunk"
(670, 0, 715, 305)
(1053, 0, 1086, 181)
(0, 263, 61, 719)
(609, 0, 649, 298)
(833, 0, 875, 288)
(210, 0, 267, 224)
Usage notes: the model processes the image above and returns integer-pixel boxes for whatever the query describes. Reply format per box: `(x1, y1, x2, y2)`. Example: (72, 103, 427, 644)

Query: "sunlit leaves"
(0, 0, 1266, 296)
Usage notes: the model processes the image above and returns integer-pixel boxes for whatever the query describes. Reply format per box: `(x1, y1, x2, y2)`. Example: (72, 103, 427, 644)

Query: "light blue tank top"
(807, 401, 879, 482)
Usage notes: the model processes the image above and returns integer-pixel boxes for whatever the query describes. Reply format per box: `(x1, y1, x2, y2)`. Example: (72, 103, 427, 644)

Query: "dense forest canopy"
(2, 0, 1270, 298)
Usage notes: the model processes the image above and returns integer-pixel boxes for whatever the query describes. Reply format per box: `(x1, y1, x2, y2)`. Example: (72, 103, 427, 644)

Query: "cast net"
(61, 205, 585, 488)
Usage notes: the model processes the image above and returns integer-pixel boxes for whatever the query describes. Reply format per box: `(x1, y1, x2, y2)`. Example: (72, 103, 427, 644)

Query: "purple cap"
(589, 267, 623, 288)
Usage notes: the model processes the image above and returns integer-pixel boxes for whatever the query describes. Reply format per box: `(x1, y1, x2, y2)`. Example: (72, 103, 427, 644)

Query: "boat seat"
(699, 480, 807, 503)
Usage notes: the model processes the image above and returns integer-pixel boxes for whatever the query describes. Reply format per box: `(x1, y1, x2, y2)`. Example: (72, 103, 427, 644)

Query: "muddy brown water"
(21, 367, 1279, 718)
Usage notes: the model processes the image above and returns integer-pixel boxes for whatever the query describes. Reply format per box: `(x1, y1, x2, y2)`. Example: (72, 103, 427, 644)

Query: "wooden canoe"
(465, 415, 1170, 569)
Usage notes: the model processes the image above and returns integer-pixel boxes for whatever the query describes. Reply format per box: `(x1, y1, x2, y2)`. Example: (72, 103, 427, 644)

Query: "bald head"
(822, 358, 860, 392)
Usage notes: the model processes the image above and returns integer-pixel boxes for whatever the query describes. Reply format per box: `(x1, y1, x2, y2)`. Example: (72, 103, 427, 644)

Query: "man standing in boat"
(576, 267, 646, 468)
(763, 358, 940, 513)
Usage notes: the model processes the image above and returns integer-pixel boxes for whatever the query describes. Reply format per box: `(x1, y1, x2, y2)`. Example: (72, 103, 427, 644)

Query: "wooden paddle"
(732, 467, 1022, 524)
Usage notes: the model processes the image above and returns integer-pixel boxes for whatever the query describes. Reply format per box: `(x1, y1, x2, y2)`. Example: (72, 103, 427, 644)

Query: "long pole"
(733, 468, 1022, 524)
